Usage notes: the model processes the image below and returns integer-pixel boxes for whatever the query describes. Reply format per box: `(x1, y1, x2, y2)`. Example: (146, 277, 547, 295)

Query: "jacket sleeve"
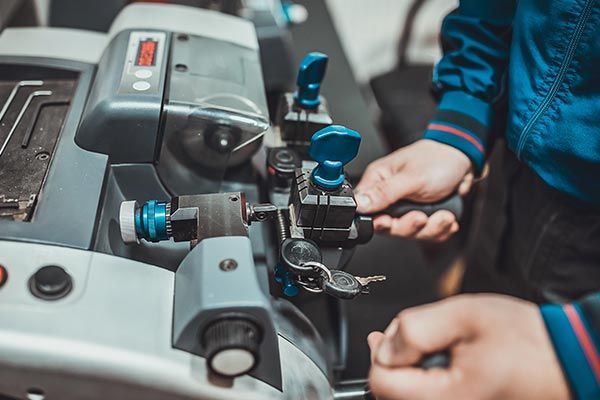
(541, 293, 600, 399)
(424, 0, 515, 173)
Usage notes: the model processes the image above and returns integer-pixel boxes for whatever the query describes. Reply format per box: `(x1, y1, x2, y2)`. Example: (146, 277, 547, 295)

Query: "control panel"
(118, 31, 166, 95)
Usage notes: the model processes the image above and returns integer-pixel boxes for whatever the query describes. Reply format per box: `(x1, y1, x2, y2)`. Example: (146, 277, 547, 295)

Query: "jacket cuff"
(424, 91, 493, 174)
(540, 303, 600, 399)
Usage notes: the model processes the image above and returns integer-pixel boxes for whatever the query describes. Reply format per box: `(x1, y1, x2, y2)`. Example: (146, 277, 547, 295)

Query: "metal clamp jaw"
(119, 192, 278, 245)
(277, 52, 333, 152)
(287, 125, 373, 247)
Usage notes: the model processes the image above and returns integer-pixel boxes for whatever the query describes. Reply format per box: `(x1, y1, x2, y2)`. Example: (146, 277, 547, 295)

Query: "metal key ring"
(302, 261, 332, 282)
(296, 278, 324, 293)
(295, 261, 333, 293)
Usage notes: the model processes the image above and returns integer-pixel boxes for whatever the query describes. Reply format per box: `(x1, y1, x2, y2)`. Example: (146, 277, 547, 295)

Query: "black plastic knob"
(29, 265, 72, 300)
(202, 317, 262, 378)
(267, 147, 300, 188)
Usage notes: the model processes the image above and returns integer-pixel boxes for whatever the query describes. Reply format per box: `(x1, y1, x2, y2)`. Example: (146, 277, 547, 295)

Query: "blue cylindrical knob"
(294, 52, 328, 109)
(134, 200, 170, 243)
(309, 125, 361, 190)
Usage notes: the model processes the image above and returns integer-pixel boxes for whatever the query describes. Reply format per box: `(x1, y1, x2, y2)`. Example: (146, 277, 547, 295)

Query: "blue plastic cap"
(135, 200, 169, 243)
(274, 263, 300, 297)
(294, 52, 328, 109)
(309, 125, 361, 190)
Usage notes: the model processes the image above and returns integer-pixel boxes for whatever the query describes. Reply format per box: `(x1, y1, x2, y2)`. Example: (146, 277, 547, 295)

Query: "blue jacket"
(425, 0, 600, 205)
(425, 1, 600, 398)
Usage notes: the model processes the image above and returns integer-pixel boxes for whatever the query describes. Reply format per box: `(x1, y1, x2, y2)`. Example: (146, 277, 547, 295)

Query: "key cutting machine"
(0, 3, 460, 400)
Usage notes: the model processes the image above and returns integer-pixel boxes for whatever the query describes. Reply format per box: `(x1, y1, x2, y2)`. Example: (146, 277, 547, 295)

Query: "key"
(322, 271, 387, 300)
(320, 270, 377, 300)
(355, 275, 386, 287)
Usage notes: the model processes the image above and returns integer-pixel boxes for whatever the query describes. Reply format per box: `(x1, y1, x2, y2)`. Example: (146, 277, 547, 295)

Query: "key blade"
(355, 275, 387, 286)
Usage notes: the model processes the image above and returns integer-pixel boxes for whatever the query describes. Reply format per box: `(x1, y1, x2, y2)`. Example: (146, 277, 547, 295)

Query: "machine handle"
(309, 125, 361, 190)
(295, 52, 328, 109)
(380, 193, 463, 220)
(418, 351, 450, 369)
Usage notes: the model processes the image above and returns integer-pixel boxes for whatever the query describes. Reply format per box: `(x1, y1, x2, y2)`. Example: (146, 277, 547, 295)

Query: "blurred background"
(0, 0, 464, 380)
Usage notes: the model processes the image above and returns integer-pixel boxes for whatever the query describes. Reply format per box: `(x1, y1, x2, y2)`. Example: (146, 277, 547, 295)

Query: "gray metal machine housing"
(0, 4, 335, 400)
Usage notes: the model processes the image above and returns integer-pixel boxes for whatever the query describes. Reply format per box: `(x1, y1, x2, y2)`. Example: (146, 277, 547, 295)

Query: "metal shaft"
(0, 80, 43, 123)
(0, 90, 52, 158)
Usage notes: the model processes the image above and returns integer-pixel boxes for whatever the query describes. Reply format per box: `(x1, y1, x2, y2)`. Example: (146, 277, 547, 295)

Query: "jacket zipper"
(516, 0, 594, 158)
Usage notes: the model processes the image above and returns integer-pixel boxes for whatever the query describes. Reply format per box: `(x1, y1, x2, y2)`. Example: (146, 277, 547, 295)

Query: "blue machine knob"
(294, 52, 328, 109)
(134, 200, 170, 243)
(309, 125, 361, 190)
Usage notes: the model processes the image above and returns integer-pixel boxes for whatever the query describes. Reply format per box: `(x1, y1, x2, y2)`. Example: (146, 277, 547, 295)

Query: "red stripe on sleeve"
(427, 123, 485, 153)
(564, 304, 600, 382)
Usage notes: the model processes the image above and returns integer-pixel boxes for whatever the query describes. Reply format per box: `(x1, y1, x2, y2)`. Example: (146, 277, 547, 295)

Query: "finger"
(356, 172, 422, 214)
(355, 160, 394, 194)
(369, 364, 457, 400)
(368, 331, 385, 364)
(433, 222, 459, 243)
(388, 211, 428, 237)
(373, 214, 393, 231)
(375, 297, 475, 368)
(414, 210, 456, 241)
(458, 172, 474, 196)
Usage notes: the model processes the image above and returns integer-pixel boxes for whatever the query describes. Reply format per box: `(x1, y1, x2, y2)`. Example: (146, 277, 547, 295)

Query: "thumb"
(355, 171, 420, 214)
(375, 297, 475, 368)
(367, 331, 385, 364)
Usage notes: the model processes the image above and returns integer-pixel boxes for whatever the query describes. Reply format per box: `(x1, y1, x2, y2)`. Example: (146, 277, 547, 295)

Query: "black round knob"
(29, 265, 72, 300)
(268, 148, 299, 177)
(202, 317, 262, 378)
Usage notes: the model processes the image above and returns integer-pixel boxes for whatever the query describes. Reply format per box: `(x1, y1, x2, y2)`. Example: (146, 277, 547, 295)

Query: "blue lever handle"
(309, 125, 361, 190)
(294, 52, 328, 109)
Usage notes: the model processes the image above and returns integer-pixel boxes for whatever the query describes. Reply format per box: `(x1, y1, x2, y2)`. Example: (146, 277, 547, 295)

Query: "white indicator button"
(134, 69, 153, 79)
(133, 81, 151, 91)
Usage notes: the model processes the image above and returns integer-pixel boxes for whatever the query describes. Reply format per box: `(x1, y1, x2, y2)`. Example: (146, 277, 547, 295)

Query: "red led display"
(136, 40, 158, 66)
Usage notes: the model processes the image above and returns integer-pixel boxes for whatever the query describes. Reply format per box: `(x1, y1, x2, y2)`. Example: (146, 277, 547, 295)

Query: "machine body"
(0, 4, 455, 399)
(0, 4, 331, 399)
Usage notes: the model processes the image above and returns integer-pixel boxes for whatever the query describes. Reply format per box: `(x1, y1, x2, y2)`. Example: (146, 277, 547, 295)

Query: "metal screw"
(36, 152, 49, 161)
(219, 259, 238, 272)
(256, 212, 266, 220)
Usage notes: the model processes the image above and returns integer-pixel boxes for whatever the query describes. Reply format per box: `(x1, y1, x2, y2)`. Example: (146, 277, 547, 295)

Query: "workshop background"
(1, 0, 461, 380)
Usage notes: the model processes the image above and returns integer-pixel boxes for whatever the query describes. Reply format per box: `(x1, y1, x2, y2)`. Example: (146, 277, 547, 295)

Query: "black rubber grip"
(337, 352, 450, 399)
(417, 351, 450, 369)
(381, 193, 463, 220)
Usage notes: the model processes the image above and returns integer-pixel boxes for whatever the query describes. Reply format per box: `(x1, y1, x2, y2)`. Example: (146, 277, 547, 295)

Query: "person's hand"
(355, 139, 473, 241)
(367, 294, 570, 400)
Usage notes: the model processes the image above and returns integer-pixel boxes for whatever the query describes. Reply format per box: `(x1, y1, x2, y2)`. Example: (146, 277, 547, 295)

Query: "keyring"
(302, 261, 332, 282)
(296, 277, 324, 293)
